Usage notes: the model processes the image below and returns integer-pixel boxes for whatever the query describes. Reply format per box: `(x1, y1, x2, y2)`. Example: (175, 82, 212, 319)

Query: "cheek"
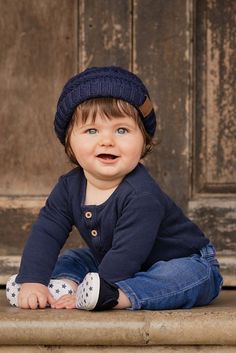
(69, 138, 84, 160)
(134, 136, 146, 157)
(123, 139, 144, 159)
(135, 145, 145, 160)
(72, 144, 90, 160)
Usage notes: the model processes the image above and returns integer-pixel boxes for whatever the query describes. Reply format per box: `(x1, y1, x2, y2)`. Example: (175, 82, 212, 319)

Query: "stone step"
(0, 290, 236, 352)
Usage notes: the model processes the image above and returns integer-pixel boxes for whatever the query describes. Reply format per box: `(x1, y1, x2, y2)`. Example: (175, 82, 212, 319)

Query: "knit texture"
(54, 66, 156, 144)
(16, 164, 208, 286)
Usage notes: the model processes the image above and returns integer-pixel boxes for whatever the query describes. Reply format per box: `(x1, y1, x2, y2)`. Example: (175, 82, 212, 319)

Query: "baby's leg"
(51, 248, 99, 285)
(116, 245, 223, 310)
(48, 278, 77, 300)
(6, 275, 20, 306)
(7, 247, 99, 308)
(49, 278, 79, 309)
(115, 289, 131, 309)
(75, 272, 131, 311)
(6, 274, 76, 307)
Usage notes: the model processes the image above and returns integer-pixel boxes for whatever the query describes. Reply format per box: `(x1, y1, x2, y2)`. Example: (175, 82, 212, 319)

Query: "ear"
(140, 142, 147, 159)
(141, 142, 153, 159)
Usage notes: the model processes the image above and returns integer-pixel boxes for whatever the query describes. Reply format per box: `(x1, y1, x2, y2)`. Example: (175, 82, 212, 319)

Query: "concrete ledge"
(0, 291, 236, 348)
(0, 347, 236, 353)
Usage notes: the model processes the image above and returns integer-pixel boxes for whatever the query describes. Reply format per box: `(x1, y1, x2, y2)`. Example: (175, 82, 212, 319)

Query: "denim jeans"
(51, 243, 223, 310)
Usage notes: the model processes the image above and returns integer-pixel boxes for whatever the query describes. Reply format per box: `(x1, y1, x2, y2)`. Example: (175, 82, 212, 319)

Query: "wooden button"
(91, 229, 98, 237)
(85, 211, 92, 219)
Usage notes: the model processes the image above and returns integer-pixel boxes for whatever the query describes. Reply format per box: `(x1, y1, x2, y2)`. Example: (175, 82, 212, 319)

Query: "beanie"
(54, 66, 156, 145)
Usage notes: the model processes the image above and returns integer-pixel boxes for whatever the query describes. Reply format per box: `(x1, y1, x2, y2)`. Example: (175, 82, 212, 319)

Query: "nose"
(99, 131, 114, 146)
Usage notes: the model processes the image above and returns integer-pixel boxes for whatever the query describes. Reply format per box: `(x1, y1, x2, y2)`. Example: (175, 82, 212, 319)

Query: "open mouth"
(97, 153, 119, 160)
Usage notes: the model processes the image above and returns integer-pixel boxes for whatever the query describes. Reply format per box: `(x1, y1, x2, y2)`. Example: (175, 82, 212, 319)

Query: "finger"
(17, 292, 22, 308)
(19, 295, 30, 309)
(52, 295, 76, 309)
(28, 294, 38, 310)
(52, 295, 74, 309)
(54, 294, 70, 304)
(65, 298, 76, 309)
(47, 293, 56, 306)
(51, 295, 69, 308)
(63, 295, 76, 309)
(37, 294, 47, 309)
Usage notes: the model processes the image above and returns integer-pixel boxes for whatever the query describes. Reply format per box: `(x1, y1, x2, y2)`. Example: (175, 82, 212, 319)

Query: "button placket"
(83, 208, 99, 240)
(83, 207, 102, 251)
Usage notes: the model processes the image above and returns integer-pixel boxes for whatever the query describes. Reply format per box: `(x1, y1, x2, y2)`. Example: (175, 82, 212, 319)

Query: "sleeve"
(98, 193, 165, 283)
(16, 176, 74, 285)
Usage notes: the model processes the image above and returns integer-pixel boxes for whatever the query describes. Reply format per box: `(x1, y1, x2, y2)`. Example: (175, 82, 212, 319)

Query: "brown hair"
(65, 97, 153, 166)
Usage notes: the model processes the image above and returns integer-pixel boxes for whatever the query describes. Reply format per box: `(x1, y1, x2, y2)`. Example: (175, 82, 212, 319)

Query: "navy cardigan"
(16, 164, 208, 285)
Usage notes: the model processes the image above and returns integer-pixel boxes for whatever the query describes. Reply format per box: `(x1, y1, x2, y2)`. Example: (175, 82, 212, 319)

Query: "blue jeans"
(51, 243, 223, 310)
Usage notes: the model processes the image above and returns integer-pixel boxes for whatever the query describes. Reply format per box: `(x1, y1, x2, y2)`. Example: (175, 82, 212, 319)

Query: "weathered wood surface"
(0, 197, 84, 256)
(0, 0, 75, 196)
(0, 0, 77, 266)
(0, 0, 235, 284)
(134, 0, 192, 211)
(195, 0, 236, 193)
(192, 0, 236, 262)
(189, 200, 236, 252)
(79, 0, 132, 69)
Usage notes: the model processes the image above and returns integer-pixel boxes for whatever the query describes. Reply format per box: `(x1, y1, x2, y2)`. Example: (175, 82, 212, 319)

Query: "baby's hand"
(18, 283, 55, 309)
(51, 294, 76, 309)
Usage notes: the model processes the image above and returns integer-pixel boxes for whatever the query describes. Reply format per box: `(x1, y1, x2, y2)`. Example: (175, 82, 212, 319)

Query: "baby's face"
(69, 113, 145, 185)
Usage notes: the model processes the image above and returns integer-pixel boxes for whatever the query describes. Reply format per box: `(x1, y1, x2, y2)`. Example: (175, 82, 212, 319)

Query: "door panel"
(134, 0, 191, 210)
(195, 0, 236, 193)
(0, 0, 76, 195)
(78, 0, 132, 69)
(0, 0, 235, 285)
(189, 0, 236, 284)
(0, 0, 77, 282)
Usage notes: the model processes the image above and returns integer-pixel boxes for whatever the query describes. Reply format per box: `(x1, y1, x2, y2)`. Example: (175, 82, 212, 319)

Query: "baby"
(6, 66, 223, 310)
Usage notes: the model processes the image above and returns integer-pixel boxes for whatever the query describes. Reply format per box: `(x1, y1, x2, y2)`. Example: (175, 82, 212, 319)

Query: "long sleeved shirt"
(16, 163, 209, 285)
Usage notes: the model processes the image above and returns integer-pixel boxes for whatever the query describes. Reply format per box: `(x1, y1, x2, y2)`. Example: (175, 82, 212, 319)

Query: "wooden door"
(0, 0, 235, 285)
(0, 0, 77, 282)
(190, 0, 236, 285)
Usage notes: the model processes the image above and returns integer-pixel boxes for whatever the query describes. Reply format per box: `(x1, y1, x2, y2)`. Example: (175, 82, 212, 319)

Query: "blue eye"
(86, 128, 97, 135)
(117, 127, 128, 134)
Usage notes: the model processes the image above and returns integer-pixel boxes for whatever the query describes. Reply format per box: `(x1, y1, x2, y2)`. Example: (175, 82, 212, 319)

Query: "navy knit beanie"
(54, 66, 156, 145)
